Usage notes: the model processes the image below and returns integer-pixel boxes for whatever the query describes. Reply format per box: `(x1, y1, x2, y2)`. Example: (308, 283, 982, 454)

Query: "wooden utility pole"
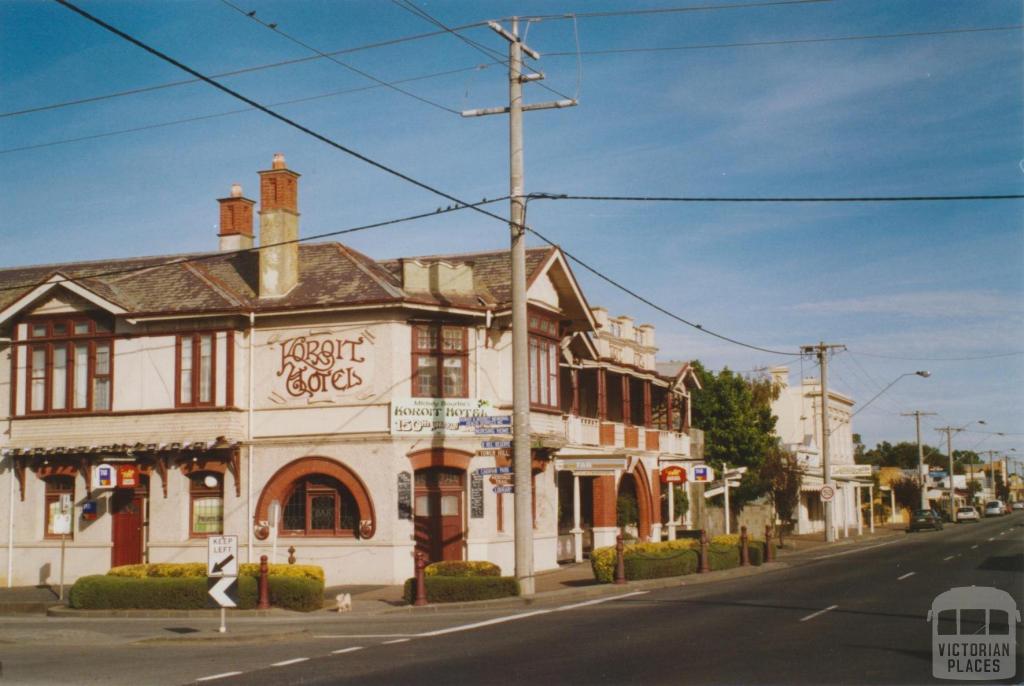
(463, 19, 576, 595)
(801, 342, 845, 543)
(902, 411, 936, 509)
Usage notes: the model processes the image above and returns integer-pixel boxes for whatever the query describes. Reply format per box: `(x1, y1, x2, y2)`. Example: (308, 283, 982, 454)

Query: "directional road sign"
(206, 576, 239, 608)
(474, 426, 513, 435)
(477, 466, 513, 476)
(459, 415, 512, 427)
(493, 485, 514, 494)
(481, 440, 512, 449)
(207, 535, 239, 578)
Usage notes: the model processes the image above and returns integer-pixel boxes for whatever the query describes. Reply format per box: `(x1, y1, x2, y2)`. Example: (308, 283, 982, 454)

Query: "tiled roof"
(0, 242, 557, 319)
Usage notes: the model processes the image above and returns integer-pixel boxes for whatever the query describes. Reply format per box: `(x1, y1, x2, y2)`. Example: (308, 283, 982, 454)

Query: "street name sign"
(481, 440, 512, 449)
(493, 485, 514, 494)
(206, 576, 239, 609)
(474, 426, 513, 435)
(477, 466, 513, 476)
(831, 464, 872, 479)
(207, 535, 239, 577)
(459, 415, 512, 427)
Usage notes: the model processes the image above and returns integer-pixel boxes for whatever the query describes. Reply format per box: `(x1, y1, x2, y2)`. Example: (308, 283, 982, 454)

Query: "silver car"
(983, 500, 1005, 517)
(956, 506, 979, 522)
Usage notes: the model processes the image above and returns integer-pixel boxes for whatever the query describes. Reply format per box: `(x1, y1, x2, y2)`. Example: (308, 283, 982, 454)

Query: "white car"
(956, 506, 979, 522)
(1013, 502, 1024, 511)
(983, 500, 1005, 517)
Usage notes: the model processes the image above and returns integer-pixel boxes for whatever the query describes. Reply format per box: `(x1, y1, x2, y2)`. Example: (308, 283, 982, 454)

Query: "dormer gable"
(0, 273, 126, 331)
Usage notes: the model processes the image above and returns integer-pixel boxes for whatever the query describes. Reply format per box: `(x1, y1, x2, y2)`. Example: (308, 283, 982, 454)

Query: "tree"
(995, 473, 1009, 501)
(691, 362, 779, 510)
(759, 443, 801, 545)
(891, 477, 922, 514)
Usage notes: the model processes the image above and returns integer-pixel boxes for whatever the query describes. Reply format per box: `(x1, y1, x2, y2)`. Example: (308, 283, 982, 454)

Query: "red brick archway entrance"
(407, 449, 471, 563)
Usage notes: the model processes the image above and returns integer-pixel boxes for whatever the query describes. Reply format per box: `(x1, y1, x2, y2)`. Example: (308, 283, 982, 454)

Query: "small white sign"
(51, 513, 72, 535)
(820, 485, 836, 502)
(207, 535, 239, 578)
(832, 464, 873, 479)
(59, 493, 72, 514)
(93, 463, 116, 489)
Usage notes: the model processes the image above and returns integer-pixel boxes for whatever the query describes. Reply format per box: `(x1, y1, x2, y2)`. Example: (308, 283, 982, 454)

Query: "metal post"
(802, 342, 844, 543)
(572, 473, 582, 563)
(723, 461, 731, 536)
(699, 529, 710, 573)
(257, 554, 270, 610)
(219, 607, 226, 634)
(614, 533, 626, 585)
(903, 411, 936, 510)
(667, 482, 676, 540)
(945, 428, 955, 519)
(764, 524, 773, 562)
(413, 551, 428, 606)
(59, 534, 66, 601)
(869, 485, 875, 533)
(740, 525, 749, 566)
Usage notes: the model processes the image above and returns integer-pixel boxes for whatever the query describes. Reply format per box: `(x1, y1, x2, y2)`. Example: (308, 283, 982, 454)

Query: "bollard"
(257, 554, 270, 609)
(614, 533, 626, 585)
(287, 546, 296, 565)
(764, 524, 774, 562)
(413, 551, 429, 606)
(740, 525, 750, 566)
(699, 529, 710, 573)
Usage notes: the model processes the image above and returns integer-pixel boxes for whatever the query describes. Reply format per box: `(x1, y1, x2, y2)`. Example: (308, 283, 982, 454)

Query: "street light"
(851, 371, 931, 419)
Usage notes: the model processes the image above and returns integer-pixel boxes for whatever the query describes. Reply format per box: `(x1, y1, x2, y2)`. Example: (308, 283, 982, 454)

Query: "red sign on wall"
(661, 465, 687, 484)
(117, 465, 139, 488)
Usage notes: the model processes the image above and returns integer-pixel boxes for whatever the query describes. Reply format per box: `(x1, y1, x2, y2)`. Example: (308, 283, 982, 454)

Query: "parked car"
(983, 500, 1005, 517)
(909, 509, 944, 532)
(956, 506, 979, 522)
(1013, 501, 1024, 511)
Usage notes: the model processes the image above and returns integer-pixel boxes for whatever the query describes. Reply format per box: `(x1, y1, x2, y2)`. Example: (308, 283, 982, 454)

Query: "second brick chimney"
(257, 153, 300, 298)
(217, 183, 255, 251)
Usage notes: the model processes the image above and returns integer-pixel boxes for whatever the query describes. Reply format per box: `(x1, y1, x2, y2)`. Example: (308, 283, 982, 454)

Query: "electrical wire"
(543, 25, 1023, 57)
(0, 197, 510, 294)
(517, 0, 834, 21)
(0, 22, 489, 119)
(219, 0, 460, 115)
(531, 193, 1024, 203)
(851, 350, 1024, 361)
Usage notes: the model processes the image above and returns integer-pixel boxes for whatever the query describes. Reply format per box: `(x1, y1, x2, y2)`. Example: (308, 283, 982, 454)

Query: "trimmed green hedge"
(623, 548, 698, 580)
(591, 539, 698, 583)
(403, 575, 519, 604)
(107, 562, 324, 582)
(69, 574, 323, 611)
(424, 561, 500, 577)
(591, 537, 779, 583)
(707, 543, 739, 571)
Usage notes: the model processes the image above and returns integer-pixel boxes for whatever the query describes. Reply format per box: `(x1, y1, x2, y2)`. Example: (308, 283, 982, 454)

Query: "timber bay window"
(411, 324, 467, 398)
(528, 312, 560, 410)
(281, 475, 359, 536)
(24, 317, 112, 414)
(177, 333, 215, 407)
(190, 473, 224, 536)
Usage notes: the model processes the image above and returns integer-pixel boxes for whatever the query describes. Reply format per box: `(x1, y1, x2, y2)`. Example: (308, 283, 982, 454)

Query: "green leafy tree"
(891, 477, 922, 513)
(691, 362, 779, 511)
(759, 443, 801, 545)
(995, 473, 1009, 501)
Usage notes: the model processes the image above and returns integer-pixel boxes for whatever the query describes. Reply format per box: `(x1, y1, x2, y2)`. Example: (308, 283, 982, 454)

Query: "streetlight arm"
(851, 371, 930, 419)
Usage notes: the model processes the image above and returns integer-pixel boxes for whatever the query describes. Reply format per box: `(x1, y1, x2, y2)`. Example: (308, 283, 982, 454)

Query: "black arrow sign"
(212, 554, 235, 574)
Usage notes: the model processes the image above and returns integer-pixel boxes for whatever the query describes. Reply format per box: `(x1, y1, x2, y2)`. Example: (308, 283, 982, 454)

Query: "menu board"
(470, 471, 484, 519)
(397, 471, 412, 519)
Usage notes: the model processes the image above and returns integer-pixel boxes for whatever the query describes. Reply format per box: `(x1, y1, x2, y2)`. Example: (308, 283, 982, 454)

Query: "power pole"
(979, 450, 999, 501)
(463, 18, 576, 596)
(935, 426, 963, 519)
(801, 342, 845, 543)
(901, 411, 936, 509)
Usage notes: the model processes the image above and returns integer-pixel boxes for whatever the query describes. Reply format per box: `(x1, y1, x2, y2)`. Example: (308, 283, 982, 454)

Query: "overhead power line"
(531, 193, 1024, 203)
(0, 65, 486, 155)
(544, 25, 1024, 57)
(852, 350, 1024, 361)
(518, 0, 833, 21)
(0, 197, 510, 294)
(219, 0, 460, 115)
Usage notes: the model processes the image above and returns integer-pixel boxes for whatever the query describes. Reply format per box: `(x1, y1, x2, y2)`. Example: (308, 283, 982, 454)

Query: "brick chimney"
(217, 183, 255, 251)
(257, 153, 300, 298)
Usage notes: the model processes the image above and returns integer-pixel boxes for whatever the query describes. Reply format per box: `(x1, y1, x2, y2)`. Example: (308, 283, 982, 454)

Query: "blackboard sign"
(397, 471, 412, 519)
(470, 471, 484, 519)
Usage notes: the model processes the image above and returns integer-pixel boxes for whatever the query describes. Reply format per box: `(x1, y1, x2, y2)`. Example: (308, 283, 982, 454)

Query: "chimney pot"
(272, 152, 286, 170)
(231, 183, 243, 198)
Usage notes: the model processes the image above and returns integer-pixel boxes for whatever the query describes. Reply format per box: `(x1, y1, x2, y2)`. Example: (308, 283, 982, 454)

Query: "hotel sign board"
(554, 457, 628, 474)
(390, 398, 496, 436)
(832, 464, 872, 479)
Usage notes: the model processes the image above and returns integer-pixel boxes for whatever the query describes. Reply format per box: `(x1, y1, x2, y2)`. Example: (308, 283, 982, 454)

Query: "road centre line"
(988, 537, 995, 541)
(332, 647, 364, 655)
(314, 634, 416, 639)
(812, 539, 899, 560)
(971, 545, 979, 549)
(943, 555, 955, 561)
(272, 658, 309, 667)
(553, 591, 649, 612)
(196, 673, 243, 682)
(799, 605, 838, 622)
(383, 638, 410, 644)
(897, 572, 916, 581)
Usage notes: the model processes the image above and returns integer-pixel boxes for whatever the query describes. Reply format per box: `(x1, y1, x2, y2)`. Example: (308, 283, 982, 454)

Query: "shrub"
(624, 548, 698, 580)
(707, 543, 740, 571)
(239, 564, 324, 582)
(424, 561, 500, 578)
(107, 562, 323, 582)
(712, 534, 741, 546)
(591, 539, 699, 583)
(403, 576, 519, 603)
(71, 574, 322, 611)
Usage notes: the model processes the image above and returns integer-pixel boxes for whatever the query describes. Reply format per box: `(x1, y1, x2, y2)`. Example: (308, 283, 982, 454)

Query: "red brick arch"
(632, 464, 654, 542)
(406, 448, 473, 472)
(255, 456, 376, 538)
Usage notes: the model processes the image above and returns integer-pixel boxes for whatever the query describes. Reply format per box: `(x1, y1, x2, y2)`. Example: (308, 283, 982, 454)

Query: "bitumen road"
(1, 514, 1021, 685)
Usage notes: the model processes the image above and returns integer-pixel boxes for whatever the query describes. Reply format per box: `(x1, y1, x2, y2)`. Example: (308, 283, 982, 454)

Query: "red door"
(414, 468, 464, 563)
(111, 490, 145, 567)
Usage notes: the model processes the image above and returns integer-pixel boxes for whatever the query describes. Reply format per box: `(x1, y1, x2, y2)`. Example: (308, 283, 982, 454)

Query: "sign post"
(207, 535, 239, 633)
(55, 494, 72, 601)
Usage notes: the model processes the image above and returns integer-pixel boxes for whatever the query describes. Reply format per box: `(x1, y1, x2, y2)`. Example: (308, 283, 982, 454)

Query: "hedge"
(424, 561, 500, 578)
(403, 576, 520, 604)
(591, 539, 698, 584)
(107, 562, 324, 582)
(623, 548, 698, 580)
(591, 537, 779, 582)
(70, 574, 323, 611)
(707, 543, 740, 571)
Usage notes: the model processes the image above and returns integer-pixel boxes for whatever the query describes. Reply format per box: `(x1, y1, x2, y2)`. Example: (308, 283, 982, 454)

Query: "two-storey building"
(0, 154, 699, 587)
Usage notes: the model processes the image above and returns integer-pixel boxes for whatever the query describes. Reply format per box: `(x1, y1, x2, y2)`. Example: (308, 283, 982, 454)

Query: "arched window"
(44, 476, 74, 539)
(281, 475, 359, 536)
(190, 472, 224, 536)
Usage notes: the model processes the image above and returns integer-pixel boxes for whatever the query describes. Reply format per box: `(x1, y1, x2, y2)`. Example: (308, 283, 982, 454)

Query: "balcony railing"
(560, 415, 690, 456)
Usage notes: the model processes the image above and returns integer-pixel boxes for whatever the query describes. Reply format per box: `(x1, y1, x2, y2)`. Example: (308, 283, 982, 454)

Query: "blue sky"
(1, 0, 1021, 461)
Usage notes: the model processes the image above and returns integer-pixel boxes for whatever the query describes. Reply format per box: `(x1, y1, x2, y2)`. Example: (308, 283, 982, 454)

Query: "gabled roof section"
(0, 273, 127, 328)
(527, 247, 598, 333)
(657, 361, 703, 392)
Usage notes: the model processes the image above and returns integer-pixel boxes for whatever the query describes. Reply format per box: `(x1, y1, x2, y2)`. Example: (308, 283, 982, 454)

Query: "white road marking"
(553, 591, 648, 612)
(418, 609, 552, 637)
(799, 605, 838, 622)
(196, 673, 243, 682)
(271, 658, 309, 667)
(314, 634, 415, 639)
(943, 555, 955, 561)
(988, 537, 995, 541)
(813, 539, 899, 560)
(332, 647, 364, 655)
(897, 572, 916, 581)
(971, 545, 979, 549)
(383, 638, 410, 644)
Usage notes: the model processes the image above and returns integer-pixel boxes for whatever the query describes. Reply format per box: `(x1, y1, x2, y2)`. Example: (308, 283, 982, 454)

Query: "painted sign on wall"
(266, 327, 375, 403)
(390, 398, 494, 435)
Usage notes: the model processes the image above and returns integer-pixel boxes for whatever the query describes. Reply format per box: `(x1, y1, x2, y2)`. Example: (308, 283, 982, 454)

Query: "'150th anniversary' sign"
(275, 330, 372, 399)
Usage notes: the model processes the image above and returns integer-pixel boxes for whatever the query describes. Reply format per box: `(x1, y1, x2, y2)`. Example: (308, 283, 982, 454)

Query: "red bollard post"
(413, 551, 428, 607)
(740, 525, 750, 566)
(614, 533, 626, 585)
(257, 554, 271, 609)
(764, 524, 774, 562)
(699, 529, 710, 573)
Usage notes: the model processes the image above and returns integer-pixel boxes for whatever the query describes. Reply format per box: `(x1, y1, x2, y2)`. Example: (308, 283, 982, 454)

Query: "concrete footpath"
(1, 524, 908, 622)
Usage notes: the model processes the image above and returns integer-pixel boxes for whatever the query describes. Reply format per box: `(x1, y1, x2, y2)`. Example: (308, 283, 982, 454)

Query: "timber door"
(414, 468, 464, 563)
(110, 490, 145, 567)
